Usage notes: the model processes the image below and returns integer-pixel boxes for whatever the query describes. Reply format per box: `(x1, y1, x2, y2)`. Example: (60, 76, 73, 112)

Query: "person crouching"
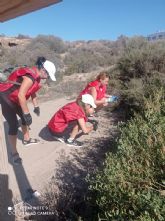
(48, 94, 97, 147)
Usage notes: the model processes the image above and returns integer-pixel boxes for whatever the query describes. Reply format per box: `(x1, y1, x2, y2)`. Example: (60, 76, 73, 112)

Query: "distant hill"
(0, 35, 126, 73)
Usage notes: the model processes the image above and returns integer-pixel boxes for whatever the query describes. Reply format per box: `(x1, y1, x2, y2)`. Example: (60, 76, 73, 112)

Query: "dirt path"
(0, 97, 121, 220)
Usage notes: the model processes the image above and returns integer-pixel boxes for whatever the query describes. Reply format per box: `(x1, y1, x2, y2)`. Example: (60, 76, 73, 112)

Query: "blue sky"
(0, 0, 164, 41)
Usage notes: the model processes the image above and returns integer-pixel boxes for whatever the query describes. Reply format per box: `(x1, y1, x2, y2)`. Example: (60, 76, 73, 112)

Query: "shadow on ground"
(40, 107, 123, 221)
(38, 126, 55, 142)
(3, 121, 46, 221)
(0, 174, 14, 221)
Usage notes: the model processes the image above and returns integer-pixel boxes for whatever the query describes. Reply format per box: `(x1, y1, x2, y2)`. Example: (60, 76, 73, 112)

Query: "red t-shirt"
(79, 80, 106, 100)
(48, 101, 87, 133)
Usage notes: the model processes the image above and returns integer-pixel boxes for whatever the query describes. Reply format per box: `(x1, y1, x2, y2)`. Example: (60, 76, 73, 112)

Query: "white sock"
(67, 137, 74, 143)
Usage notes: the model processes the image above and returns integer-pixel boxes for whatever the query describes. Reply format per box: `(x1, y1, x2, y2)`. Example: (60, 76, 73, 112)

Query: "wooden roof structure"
(0, 0, 62, 22)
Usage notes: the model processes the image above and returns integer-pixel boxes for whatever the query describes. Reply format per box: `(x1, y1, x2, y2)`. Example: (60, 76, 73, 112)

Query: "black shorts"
(0, 93, 26, 135)
(48, 120, 78, 139)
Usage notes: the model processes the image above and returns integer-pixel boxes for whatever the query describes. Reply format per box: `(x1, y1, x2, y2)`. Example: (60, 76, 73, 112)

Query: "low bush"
(118, 38, 165, 81)
(87, 85, 165, 221)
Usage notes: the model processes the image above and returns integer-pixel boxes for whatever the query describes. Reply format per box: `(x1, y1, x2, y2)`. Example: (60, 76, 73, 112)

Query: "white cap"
(43, 60, 56, 81)
(81, 94, 96, 108)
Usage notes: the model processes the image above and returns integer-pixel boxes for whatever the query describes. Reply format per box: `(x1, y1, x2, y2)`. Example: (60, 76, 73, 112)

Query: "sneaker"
(51, 135, 65, 143)
(25, 189, 41, 201)
(11, 153, 22, 165)
(65, 139, 83, 147)
(32, 190, 41, 198)
(22, 138, 40, 146)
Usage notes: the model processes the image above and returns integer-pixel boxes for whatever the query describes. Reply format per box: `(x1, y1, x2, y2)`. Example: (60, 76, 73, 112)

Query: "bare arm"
(18, 76, 33, 113)
(31, 93, 38, 107)
(90, 87, 106, 105)
(78, 118, 93, 134)
(105, 93, 111, 98)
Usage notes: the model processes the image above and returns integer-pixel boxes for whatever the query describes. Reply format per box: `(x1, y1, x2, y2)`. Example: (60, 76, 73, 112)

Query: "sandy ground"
(0, 96, 121, 221)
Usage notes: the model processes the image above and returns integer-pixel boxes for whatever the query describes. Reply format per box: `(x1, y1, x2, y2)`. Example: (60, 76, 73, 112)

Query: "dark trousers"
(0, 93, 26, 135)
(48, 120, 78, 139)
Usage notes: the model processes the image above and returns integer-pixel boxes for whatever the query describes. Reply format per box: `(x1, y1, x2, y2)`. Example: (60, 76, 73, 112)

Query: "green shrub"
(117, 38, 165, 81)
(87, 86, 165, 221)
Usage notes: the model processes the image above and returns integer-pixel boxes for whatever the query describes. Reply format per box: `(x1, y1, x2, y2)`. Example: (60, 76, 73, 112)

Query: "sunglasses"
(41, 68, 50, 79)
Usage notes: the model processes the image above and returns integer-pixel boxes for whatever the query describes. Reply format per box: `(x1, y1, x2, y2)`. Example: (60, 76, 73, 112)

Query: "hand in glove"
(107, 95, 119, 103)
(33, 106, 40, 116)
(23, 113, 32, 126)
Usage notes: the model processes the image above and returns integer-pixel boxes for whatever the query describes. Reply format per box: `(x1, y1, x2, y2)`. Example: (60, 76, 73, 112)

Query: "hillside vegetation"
(0, 34, 126, 74)
(85, 38, 165, 221)
(0, 35, 165, 220)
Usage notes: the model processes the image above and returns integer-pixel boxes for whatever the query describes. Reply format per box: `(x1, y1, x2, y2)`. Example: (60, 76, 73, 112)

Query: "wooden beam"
(0, 0, 62, 22)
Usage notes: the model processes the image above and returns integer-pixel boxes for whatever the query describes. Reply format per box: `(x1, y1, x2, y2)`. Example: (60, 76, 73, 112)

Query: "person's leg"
(66, 123, 83, 147)
(7, 134, 22, 165)
(1, 99, 19, 155)
(21, 125, 30, 141)
(16, 106, 39, 146)
(16, 105, 30, 140)
(48, 121, 82, 145)
(68, 124, 79, 139)
(21, 125, 39, 146)
(48, 121, 83, 147)
(8, 135, 17, 155)
(48, 127, 66, 143)
(0, 96, 22, 164)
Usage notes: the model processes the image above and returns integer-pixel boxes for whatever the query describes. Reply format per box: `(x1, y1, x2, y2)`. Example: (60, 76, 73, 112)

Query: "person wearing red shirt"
(48, 94, 97, 147)
(78, 71, 110, 110)
(79, 72, 119, 112)
(0, 57, 56, 165)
